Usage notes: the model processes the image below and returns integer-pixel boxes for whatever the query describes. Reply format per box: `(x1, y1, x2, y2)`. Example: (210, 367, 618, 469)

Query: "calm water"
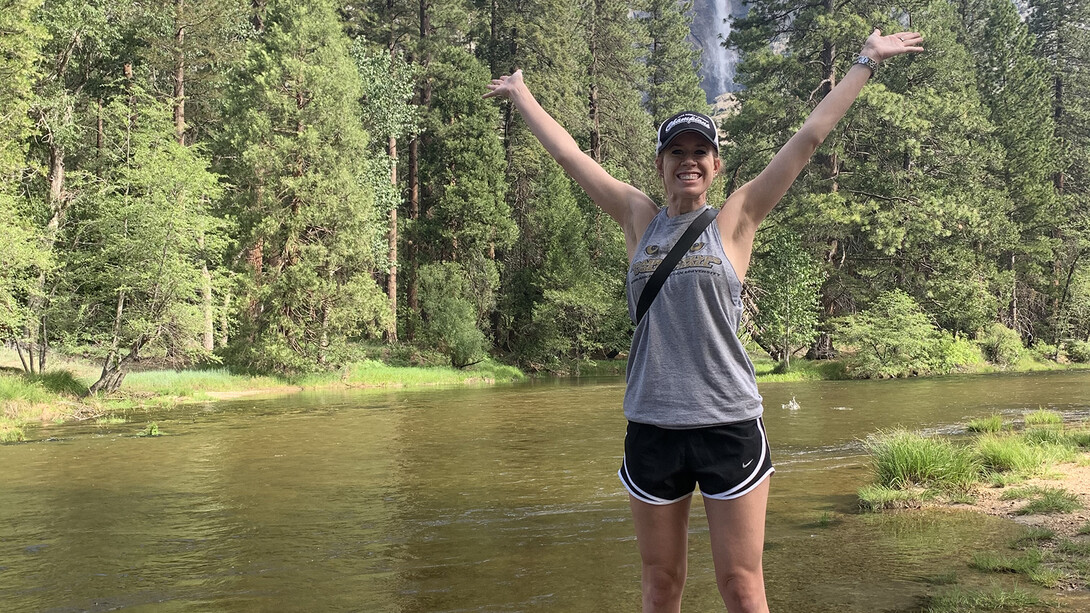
(2, 371, 1090, 612)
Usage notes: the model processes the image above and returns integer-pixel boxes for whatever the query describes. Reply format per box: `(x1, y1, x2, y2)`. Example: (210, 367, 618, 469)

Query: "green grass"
(1011, 527, 1055, 547)
(857, 483, 932, 511)
(974, 435, 1048, 475)
(1056, 539, 1090, 556)
(864, 430, 980, 490)
(969, 548, 1042, 574)
(335, 358, 525, 388)
(137, 422, 161, 437)
(1001, 486, 1082, 515)
(924, 587, 1048, 613)
(1024, 409, 1063, 426)
(123, 368, 289, 396)
(0, 417, 26, 443)
(1079, 522, 1090, 536)
(966, 414, 1004, 433)
(752, 357, 847, 382)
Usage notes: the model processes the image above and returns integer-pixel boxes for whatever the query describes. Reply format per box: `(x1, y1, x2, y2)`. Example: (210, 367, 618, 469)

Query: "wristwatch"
(855, 55, 879, 76)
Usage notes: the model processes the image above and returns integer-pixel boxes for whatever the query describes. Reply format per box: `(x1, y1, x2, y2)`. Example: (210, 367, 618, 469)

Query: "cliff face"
(689, 0, 747, 102)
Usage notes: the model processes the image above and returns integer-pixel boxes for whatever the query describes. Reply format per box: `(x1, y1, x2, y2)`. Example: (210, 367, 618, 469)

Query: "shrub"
(978, 323, 1025, 367)
(1066, 340, 1090, 363)
(417, 262, 490, 368)
(865, 429, 978, 490)
(1030, 342, 1060, 362)
(836, 291, 950, 378)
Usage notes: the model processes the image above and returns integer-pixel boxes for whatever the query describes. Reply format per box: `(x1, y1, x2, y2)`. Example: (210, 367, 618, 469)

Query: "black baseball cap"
(656, 111, 719, 156)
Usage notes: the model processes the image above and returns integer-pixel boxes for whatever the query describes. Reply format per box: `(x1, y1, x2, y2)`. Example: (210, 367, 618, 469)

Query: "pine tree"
(641, 0, 708, 124)
(218, 0, 389, 372)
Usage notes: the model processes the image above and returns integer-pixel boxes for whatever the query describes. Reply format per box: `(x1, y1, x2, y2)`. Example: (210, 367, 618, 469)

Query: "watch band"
(855, 55, 879, 76)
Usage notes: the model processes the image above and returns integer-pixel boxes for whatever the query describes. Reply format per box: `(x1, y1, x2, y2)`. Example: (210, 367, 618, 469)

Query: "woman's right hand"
(483, 69, 525, 100)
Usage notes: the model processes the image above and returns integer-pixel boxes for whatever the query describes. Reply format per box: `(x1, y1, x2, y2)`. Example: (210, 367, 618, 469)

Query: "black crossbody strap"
(636, 207, 718, 324)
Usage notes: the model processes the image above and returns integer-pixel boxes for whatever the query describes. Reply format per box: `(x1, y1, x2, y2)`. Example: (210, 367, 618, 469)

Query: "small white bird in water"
(782, 396, 800, 411)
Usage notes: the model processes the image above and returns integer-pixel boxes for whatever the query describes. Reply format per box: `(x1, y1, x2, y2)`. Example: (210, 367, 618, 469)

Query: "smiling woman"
(484, 27, 925, 613)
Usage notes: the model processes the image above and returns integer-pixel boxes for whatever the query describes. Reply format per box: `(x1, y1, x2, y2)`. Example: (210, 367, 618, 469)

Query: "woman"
(485, 29, 924, 612)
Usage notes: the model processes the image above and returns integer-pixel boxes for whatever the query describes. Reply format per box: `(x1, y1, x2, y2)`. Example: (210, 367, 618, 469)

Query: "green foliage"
(220, 0, 390, 373)
(138, 422, 161, 437)
(748, 227, 824, 366)
(640, 0, 708, 123)
(864, 429, 979, 490)
(1066, 340, 1090, 364)
(836, 290, 951, 378)
(978, 323, 1025, 367)
(417, 262, 489, 368)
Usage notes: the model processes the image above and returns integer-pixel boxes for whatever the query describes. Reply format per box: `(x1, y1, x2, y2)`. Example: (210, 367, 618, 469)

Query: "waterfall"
(689, 0, 748, 103)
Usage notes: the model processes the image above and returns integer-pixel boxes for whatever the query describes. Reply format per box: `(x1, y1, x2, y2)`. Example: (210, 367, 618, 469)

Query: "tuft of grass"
(95, 416, 127, 425)
(1011, 527, 1055, 548)
(0, 419, 26, 443)
(865, 429, 979, 490)
(1027, 567, 1066, 588)
(857, 483, 930, 511)
(1067, 429, 1090, 449)
(1024, 409, 1063, 426)
(966, 414, 1004, 433)
(1056, 539, 1090, 556)
(969, 548, 1042, 574)
(1005, 487, 1082, 515)
(1078, 522, 1090, 536)
(974, 434, 1046, 475)
(137, 422, 161, 437)
(925, 587, 1048, 613)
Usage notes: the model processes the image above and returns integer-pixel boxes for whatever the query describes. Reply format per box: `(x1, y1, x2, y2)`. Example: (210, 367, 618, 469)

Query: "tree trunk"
(386, 134, 399, 342)
(88, 290, 125, 395)
(174, 0, 186, 146)
(200, 236, 215, 352)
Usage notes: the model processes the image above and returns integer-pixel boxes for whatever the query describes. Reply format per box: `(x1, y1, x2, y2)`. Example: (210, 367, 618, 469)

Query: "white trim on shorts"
(701, 417, 774, 501)
(618, 457, 695, 506)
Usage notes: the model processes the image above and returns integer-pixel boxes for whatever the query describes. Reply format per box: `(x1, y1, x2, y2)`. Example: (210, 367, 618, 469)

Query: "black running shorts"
(618, 418, 774, 505)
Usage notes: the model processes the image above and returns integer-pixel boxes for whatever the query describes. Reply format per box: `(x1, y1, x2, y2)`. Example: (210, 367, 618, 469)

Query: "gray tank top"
(624, 205, 764, 428)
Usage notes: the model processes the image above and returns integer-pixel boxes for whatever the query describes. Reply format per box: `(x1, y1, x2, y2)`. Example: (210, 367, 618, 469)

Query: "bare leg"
(702, 477, 771, 613)
(629, 494, 692, 613)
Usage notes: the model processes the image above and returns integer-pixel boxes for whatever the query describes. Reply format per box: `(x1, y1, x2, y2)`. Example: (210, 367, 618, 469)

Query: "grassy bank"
(0, 348, 525, 439)
(859, 411, 1090, 611)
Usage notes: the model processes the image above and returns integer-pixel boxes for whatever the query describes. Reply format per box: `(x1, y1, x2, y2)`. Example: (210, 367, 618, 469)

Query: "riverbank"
(0, 348, 525, 441)
(859, 412, 1090, 610)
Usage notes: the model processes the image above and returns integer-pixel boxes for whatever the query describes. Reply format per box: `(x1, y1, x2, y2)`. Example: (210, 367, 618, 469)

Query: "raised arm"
(485, 70, 658, 257)
(720, 29, 924, 277)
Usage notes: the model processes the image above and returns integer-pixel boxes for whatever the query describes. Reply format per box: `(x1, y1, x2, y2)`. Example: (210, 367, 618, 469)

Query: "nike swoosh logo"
(742, 459, 754, 468)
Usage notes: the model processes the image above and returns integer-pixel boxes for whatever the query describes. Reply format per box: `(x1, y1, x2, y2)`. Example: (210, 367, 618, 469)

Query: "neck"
(665, 193, 707, 217)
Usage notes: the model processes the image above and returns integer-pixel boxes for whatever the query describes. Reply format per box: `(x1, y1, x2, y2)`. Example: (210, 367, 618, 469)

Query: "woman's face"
(656, 132, 721, 200)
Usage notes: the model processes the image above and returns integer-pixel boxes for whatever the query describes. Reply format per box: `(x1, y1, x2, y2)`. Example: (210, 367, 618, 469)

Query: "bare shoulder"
(621, 189, 661, 260)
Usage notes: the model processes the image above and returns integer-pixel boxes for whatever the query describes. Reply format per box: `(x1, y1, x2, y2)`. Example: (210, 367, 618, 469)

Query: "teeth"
(679, 173, 699, 180)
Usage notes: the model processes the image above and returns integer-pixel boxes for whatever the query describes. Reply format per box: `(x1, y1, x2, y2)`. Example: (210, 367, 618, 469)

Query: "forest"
(1, 0, 1088, 389)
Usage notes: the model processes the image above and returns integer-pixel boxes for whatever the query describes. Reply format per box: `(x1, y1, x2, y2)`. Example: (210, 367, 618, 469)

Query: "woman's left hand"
(860, 29, 924, 62)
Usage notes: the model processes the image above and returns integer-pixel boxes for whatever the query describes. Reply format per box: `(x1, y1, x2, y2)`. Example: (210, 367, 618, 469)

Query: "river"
(2, 370, 1090, 611)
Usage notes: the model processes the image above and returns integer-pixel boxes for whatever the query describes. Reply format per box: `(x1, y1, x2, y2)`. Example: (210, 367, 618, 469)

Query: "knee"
(716, 568, 767, 613)
(643, 563, 686, 606)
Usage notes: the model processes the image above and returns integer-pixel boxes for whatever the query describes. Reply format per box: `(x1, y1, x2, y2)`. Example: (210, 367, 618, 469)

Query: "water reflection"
(0, 370, 1088, 611)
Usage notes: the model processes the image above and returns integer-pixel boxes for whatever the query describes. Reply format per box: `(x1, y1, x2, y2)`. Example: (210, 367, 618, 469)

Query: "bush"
(836, 291, 951, 378)
(978, 323, 1025, 367)
(417, 262, 490, 368)
(1030, 342, 1060, 362)
(1066, 340, 1090, 363)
